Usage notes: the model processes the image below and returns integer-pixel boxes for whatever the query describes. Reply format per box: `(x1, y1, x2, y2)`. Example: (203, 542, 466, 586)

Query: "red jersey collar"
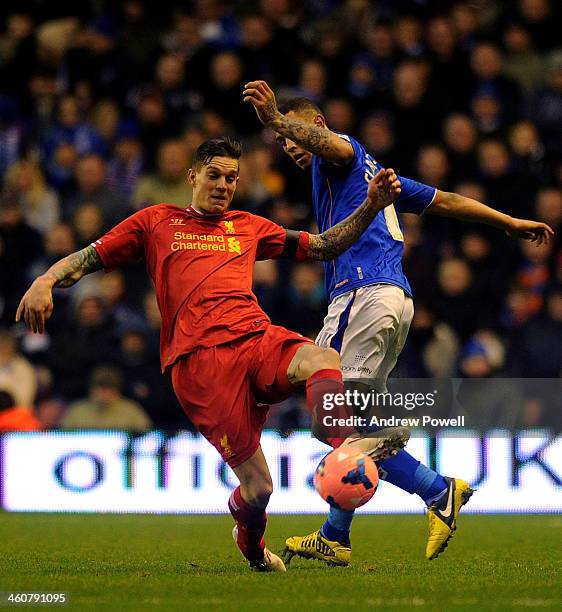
(186, 205, 225, 219)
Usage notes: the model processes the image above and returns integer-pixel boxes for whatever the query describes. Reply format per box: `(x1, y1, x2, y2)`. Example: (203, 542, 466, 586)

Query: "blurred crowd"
(0, 0, 561, 433)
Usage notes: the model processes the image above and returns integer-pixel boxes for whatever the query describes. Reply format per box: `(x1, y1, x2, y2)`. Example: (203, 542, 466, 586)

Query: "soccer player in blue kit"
(243, 80, 554, 565)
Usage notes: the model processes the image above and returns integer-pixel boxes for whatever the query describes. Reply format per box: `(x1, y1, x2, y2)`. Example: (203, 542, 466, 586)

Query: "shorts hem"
(226, 440, 261, 469)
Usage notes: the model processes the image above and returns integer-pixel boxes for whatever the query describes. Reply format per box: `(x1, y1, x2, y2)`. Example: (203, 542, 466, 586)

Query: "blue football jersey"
(311, 134, 436, 301)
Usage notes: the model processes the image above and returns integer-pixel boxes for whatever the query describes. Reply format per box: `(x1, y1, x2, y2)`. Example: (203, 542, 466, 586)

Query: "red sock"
(228, 487, 267, 562)
(306, 368, 348, 448)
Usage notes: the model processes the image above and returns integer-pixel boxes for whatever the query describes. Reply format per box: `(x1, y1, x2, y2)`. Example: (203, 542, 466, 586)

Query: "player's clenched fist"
(243, 80, 280, 125)
(367, 168, 402, 213)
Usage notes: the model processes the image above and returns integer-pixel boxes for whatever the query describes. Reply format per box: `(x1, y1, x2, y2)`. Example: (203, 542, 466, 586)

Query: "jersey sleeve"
(252, 214, 288, 260)
(92, 208, 151, 270)
(395, 176, 436, 215)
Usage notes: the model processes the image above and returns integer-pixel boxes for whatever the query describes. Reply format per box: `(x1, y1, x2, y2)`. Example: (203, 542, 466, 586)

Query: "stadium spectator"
(0, 97, 26, 179)
(133, 139, 192, 210)
(4, 159, 60, 234)
(415, 144, 450, 190)
(47, 295, 116, 399)
(134, 87, 174, 169)
(60, 364, 152, 431)
(390, 61, 442, 170)
(398, 302, 459, 378)
(359, 113, 403, 169)
(469, 42, 521, 124)
(434, 258, 480, 341)
(509, 283, 562, 377)
(442, 113, 479, 182)
(393, 14, 424, 59)
(106, 122, 145, 201)
(153, 53, 202, 126)
(515, 0, 560, 52)
(323, 98, 355, 135)
(525, 51, 562, 155)
(503, 23, 546, 93)
(98, 271, 145, 335)
(297, 60, 328, 103)
(119, 0, 162, 75)
(203, 51, 254, 132)
(62, 16, 128, 101)
(535, 188, 562, 233)
(358, 21, 395, 94)
(42, 96, 106, 166)
(92, 99, 121, 146)
(456, 330, 523, 430)
(0, 329, 37, 408)
(0, 194, 44, 324)
(161, 12, 202, 63)
(317, 18, 353, 91)
(508, 120, 550, 183)
(238, 14, 279, 83)
(116, 328, 183, 430)
(0, 389, 41, 432)
(35, 397, 66, 430)
(71, 202, 105, 248)
(282, 263, 326, 338)
(515, 237, 554, 316)
(64, 154, 127, 226)
(477, 139, 538, 217)
(0, 12, 38, 97)
(426, 16, 470, 111)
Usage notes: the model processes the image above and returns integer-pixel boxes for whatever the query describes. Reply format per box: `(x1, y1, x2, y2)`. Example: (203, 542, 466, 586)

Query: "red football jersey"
(93, 204, 300, 371)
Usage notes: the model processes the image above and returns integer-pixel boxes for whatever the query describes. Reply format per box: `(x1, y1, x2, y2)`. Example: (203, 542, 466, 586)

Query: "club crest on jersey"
(223, 220, 235, 234)
(169, 217, 185, 225)
(220, 434, 233, 459)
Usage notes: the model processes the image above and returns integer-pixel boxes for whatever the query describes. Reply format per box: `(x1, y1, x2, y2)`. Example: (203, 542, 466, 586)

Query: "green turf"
(0, 514, 561, 611)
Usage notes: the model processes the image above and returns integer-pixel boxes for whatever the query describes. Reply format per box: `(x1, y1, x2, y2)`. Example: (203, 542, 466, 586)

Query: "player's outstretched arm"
(427, 191, 554, 245)
(243, 80, 353, 165)
(15, 245, 103, 333)
(303, 168, 401, 261)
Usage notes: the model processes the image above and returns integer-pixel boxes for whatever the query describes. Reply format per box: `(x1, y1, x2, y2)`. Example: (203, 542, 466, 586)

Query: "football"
(314, 448, 379, 511)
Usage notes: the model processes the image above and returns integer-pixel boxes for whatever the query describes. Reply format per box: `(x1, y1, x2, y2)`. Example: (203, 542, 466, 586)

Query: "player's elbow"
(330, 142, 355, 166)
(428, 190, 457, 215)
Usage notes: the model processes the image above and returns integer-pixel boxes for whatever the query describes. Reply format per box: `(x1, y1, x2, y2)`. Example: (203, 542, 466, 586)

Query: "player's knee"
(311, 347, 340, 372)
(244, 481, 273, 508)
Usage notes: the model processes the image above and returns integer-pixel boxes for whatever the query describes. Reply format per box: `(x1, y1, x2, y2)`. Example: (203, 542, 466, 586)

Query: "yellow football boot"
(426, 477, 475, 560)
(282, 530, 351, 567)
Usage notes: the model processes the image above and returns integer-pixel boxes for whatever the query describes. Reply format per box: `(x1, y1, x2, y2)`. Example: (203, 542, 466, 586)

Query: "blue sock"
(378, 450, 447, 506)
(320, 506, 354, 544)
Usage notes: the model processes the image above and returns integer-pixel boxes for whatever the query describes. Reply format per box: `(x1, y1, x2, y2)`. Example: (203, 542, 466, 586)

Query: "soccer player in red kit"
(17, 138, 402, 572)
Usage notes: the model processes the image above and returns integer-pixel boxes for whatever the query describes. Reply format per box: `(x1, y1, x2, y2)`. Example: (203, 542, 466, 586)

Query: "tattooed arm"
(16, 245, 103, 333)
(282, 169, 401, 262)
(243, 80, 353, 165)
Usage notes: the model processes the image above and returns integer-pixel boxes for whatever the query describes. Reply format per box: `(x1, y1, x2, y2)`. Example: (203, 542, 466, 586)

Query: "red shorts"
(171, 324, 312, 467)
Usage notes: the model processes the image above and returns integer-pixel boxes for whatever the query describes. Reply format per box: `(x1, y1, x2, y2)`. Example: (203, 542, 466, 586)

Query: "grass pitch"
(1, 514, 561, 610)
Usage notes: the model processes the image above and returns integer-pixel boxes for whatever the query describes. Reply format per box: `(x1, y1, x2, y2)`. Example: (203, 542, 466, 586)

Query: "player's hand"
(242, 80, 280, 125)
(15, 278, 54, 334)
(367, 168, 401, 212)
(505, 218, 554, 245)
